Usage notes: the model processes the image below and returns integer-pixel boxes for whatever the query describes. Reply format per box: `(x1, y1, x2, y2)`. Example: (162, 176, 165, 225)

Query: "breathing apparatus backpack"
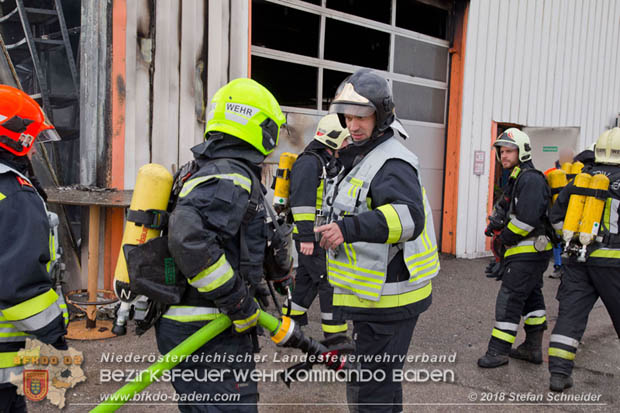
(114, 158, 269, 335)
(506, 167, 561, 249)
(560, 168, 620, 261)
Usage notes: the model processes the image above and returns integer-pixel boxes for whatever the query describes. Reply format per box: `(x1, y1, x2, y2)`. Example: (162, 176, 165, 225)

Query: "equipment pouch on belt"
(126, 236, 187, 305)
(534, 235, 550, 252)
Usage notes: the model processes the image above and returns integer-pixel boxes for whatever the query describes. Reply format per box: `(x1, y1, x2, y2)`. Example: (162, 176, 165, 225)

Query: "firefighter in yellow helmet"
(547, 127, 620, 392)
(478, 128, 553, 368)
(284, 114, 349, 337)
(315, 68, 439, 412)
(0, 85, 67, 411)
(154, 78, 289, 411)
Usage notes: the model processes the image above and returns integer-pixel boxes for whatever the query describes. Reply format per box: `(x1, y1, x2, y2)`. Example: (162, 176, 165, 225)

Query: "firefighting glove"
(252, 280, 271, 310)
(215, 276, 260, 334)
(229, 296, 260, 335)
(320, 334, 354, 371)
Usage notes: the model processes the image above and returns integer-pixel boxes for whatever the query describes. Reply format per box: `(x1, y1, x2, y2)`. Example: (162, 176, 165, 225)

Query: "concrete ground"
(29, 255, 619, 412)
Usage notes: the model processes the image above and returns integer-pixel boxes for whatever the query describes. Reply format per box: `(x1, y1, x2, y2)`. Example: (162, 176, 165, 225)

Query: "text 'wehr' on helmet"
(594, 127, 620, 165)
(0, 85, 58, 156)
(313, 113, 350, 150)
(205, 78, 286, 156)
(493, 128, 532, 163)
(329, 68, 395, 135)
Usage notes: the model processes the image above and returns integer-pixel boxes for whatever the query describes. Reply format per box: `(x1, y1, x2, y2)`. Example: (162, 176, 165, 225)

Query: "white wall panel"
(456, 0, 620, 257)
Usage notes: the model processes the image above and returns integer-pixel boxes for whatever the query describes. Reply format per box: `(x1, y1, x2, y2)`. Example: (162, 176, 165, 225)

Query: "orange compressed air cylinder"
(273, 152, 298, 209)
(578, 173, 610, 246)
(547, 169, 568, 205)
(570, 161, 584, 175)
(113, 163, 173, 302)
(561, 162, 572, 173)
(562, 173, 592, 243)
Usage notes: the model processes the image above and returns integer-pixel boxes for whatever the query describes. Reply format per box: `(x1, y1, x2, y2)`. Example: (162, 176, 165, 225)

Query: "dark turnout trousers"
(347, 316, 418, 413)
(488, 259, 548, 354)
(549, 263, 620, 376)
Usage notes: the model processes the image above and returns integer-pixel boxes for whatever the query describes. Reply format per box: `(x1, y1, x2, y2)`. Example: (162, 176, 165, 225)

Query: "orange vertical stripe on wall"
(441, 1, 469, 255)
(486, 122, 498, 252)
(104, 0, 127, 291)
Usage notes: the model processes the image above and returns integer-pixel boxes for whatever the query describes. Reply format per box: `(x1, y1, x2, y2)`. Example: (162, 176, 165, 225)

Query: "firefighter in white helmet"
(284, 114, 349, 337)
(479, 128, 552, 368)
(547, 127, 620, 392)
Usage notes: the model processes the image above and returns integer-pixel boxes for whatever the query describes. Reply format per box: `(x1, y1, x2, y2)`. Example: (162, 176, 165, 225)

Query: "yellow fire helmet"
(594, 127, 620, 165)
(206, 78, 285, 156)
(493, 128, 532, 162)
(313, 113, 350, 150)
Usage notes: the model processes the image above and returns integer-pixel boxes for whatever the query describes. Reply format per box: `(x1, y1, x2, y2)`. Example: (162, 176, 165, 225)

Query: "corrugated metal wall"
(456, 0, 620, 258)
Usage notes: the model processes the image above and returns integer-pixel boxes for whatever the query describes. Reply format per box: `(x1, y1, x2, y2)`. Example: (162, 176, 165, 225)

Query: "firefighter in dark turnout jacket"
(316, 69, 439, 412)
(547, 127, 620, 392)
(0, 85, 67, 412)
(478, 128, 553, 368)
(285, 114, 349, 337)
(154, 78, 287, 412)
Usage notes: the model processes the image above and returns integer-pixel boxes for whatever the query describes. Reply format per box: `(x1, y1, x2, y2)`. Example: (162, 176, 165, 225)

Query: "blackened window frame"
(251, 0, 451, 126)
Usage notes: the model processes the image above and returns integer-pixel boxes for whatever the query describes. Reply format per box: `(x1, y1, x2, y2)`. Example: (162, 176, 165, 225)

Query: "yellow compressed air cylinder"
(562, 173, 592, 243)
(113, 164, 173, 302)
(273, 152, 298, 208)
(547, 169, 568, 205)
(578, 173, 610, 246)
(570, 161, 584, 175)
(561, 162, 572, 173)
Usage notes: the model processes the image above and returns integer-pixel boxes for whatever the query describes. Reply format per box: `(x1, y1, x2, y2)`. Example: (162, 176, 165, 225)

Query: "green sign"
(542, 146, 558, 152)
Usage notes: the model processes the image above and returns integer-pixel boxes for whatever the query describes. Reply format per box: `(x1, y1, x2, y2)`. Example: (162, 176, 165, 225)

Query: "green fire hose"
(91, 311, 281, 412)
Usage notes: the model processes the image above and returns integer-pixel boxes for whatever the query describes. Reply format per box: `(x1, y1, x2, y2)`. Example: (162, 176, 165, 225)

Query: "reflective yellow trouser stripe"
(548, 347, 576, 360)
(2, 289, 58, 321)
(524, 316, 546, 325)
(322, 323, 348, 333)
(492, 328, 516, 344)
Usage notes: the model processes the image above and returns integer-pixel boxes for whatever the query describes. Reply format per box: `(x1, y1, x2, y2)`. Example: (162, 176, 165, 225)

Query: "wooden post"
(87, 205, 100, 328)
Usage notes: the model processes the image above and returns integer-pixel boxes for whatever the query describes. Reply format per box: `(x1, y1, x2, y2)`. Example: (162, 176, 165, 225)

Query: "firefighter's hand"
(315, 223, 344, 250)
(299, 242, 314, 255)
(231, 298, 260, 335)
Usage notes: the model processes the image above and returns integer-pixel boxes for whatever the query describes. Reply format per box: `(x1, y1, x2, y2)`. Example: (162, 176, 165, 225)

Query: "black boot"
(510, 330, 543, 364)
(549, 373, 573, 392)
(477, 350, 509, 368)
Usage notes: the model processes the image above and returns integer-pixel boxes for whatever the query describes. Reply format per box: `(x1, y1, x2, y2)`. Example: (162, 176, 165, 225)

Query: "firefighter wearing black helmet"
(316, 68, 439, 412)
(478, 128, 552, 369)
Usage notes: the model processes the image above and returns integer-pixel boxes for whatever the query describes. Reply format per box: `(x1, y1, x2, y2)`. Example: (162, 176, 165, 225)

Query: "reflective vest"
(0, 163, 67, 383)
(325, 138, 439, 308)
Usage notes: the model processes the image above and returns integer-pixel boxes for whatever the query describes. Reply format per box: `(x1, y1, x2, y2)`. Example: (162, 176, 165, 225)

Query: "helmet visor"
(329, 102, 375, 118)
(38, 128, 61, 143)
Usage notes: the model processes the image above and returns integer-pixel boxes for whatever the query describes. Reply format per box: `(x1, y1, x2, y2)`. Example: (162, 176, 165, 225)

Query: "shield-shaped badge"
(23, 369, 48, 402)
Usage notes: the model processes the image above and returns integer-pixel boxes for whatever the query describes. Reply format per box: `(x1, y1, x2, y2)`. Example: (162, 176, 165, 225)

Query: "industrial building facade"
(5, 0, 617, 288)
